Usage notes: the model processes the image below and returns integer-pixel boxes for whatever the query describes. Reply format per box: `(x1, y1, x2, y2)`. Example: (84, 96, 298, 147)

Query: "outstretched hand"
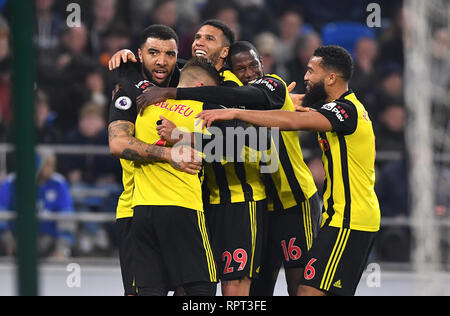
(195, 109, 237, 129)
(294, 104, 312, 112)
(287, 82, 310, 112)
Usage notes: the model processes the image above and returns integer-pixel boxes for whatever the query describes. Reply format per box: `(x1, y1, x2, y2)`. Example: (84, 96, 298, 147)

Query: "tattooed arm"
(108, 120, 168, 162)
(108, 120, 202, 174)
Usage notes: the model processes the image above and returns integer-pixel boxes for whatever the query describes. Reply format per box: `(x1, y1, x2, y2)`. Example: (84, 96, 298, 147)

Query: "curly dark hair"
(313, 45, 354, 81)
(199, 19, 235, 47)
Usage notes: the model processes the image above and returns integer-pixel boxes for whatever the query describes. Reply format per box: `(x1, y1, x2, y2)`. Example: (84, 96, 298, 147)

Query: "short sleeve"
(108, 88, 138, 125)
(250, 76, 286, 110)
(116, 62, 149, 100)
(317, 100, 358, 135)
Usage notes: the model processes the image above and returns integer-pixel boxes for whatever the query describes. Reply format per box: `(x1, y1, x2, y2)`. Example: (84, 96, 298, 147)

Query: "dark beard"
(302, 80, 327, 109)
(208, 50, 221, 68)
(142, 66, 173, 87)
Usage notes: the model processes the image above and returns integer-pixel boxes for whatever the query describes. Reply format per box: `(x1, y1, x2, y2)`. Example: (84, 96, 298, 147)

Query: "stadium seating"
(321, 21, 376, 56)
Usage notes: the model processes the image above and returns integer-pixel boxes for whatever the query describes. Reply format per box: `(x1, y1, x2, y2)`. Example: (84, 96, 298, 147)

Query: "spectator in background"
(379, 65, 403, 101)
(211, 1, 242, 41)
(283, 31, 322, 93)
(376, 154, 449, 262)
(0, 150, 75, 258)
(61, 102, 120, 186)
(253, 32, 280, 75)
(376, 157, 408, 218)
(375, 102, 405, 153)
(144, 0, 199, 60)
(276, 8, 304, 65)
(353, 37, 378, 77)
(128, 0, 155, 34)
(59, 23, 90, 57)
(148, 0, 179, 32)
(60, 102, 120, 257)
(85, 67, 108, 107)
(35, 89, 63, 144)
(432, 28, 449, 67)
(351, 37, 378, 114)
(97, 24, 131, 99)
(378, 7, 405, 68)
(372, 63, 404, 125)
(375, 156, 410, 262)
(436, 167, 450, 218)
(98, 24, 132, 69)
(88, 0, 119, 57)
(431, 28, 449, 106)
(236, 0, 277, 40)
(34, 0, 64, 51)
(176, 0, 207, 24)
(37, 23, 97, 131)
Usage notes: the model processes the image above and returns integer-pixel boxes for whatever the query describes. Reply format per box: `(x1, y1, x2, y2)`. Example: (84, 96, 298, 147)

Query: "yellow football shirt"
(132, 99, 209, 211)
(203, 69, 267, 205)
(317, 91, 381, 232)
(261, 74, 318, 211)
(116, 159, 135, 219)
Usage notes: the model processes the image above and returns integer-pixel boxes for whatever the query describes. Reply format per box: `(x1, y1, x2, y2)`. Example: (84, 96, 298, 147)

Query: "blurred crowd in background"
(0, 0, 448, 261)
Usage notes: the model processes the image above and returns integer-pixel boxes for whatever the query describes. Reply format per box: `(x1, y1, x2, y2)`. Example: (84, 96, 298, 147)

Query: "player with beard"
(109, 21, 268, 297)
(131, 57, 228, 297)
(108, 24, 201, 296)
(109, 20, 238, 85)
(195, 45, 381, 296)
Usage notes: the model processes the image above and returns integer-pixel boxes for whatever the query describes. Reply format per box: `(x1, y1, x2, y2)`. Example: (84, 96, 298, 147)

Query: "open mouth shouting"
(194, 49, 208, 57)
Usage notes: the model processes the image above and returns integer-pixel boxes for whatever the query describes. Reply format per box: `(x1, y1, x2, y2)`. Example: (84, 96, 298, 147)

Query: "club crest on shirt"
(115, 96, 133, 111)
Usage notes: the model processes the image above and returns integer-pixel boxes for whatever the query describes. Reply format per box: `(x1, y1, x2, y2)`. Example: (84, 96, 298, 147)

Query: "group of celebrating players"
(107, 19, 381, 297)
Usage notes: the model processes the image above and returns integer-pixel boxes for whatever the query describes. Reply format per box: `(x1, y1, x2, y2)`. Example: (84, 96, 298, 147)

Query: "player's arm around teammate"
(108, 119, 201, 174)
(108, 25, 200, 296)
(197, 46, 381, 297)
(108, 21, 269, 297)
(138, 41, 323, 297)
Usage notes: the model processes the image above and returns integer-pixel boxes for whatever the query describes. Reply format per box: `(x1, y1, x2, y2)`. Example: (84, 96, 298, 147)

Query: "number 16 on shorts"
(281, 238, 302, 262)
